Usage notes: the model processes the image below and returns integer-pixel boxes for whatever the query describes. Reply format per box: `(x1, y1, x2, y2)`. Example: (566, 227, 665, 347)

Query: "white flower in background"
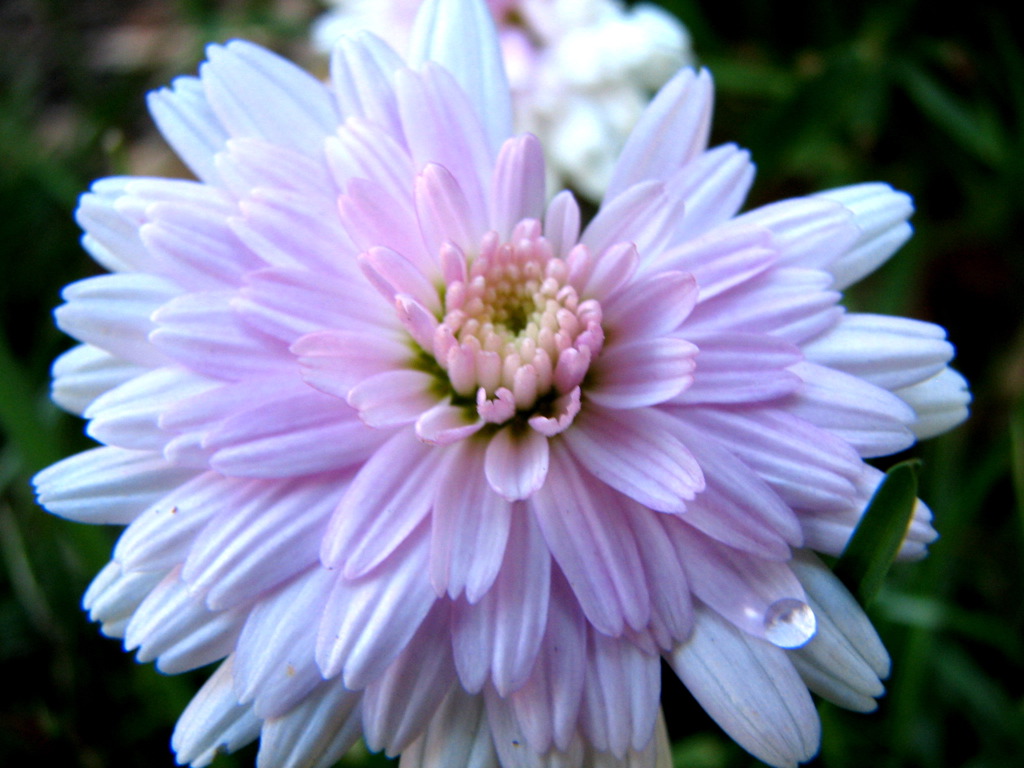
(313, 0, 693, 200)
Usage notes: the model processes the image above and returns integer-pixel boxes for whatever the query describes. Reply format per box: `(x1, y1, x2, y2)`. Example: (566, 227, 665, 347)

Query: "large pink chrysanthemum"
(34, 1, 969, 766)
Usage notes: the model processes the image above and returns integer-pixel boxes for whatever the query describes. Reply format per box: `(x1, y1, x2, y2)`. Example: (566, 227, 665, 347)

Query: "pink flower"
(34, 0, 969, 766)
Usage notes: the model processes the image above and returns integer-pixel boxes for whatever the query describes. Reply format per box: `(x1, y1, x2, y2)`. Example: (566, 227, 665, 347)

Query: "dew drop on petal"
(763, 598, 817, 648)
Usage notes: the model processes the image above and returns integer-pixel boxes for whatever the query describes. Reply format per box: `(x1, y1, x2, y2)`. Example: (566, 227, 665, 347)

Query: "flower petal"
(484, 427, 550, 501)
(669, 608, 820, 768)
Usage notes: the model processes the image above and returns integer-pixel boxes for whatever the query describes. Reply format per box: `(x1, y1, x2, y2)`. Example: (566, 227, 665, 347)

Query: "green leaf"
(833, 459, 921, 605)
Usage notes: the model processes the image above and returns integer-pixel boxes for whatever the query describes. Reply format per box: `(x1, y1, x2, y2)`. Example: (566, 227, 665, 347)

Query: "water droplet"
(764, 598, 816, 648)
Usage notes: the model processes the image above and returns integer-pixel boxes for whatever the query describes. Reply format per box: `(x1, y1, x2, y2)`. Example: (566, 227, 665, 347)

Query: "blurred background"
(0, 0, 1020, 766)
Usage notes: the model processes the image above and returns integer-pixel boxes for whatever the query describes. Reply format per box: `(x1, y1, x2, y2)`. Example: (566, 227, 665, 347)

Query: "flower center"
(432, 220, 603, 426)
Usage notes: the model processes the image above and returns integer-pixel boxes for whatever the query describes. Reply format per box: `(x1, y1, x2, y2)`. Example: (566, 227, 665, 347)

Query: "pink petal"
(677, 332, 802, 405)
(416, 401, 486, 445)
(490, 133, 546, 239)
(414, 163, 485, 258)
(349, 369, 438, 427)
(316, 522, 437, 688)
(361, 603, 457, 755)
(181, 476, 344, 609)
(321, 430, 444, 577)
(293, 328, 411, 400)
(330, 32, 404, 137)
(171, 658, 261, 766)
(430, 439, 512, 601)
(605, 68, 713, 201)
(451, 509, 551, 696)
(531, 446, 651, 636)
(562, 405, 703, 512)
(483, 426, 550, 501)
(232, 566, 336, 718)
(600, 269, 698, 342)
(588, 337, 698, 409)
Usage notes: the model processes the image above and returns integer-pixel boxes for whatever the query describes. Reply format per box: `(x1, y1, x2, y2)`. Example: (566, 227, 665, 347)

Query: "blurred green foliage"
(1, 0, 1021, 766)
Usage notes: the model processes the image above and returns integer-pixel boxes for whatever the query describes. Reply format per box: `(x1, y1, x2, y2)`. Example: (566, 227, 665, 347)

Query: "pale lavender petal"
(684, 267, 842, 345)
(316, 522, 437, 687)
(33, 446, 197, 525)
(205, 389, 385, 478)
(409, 0, 512, 153)
(894, 366, 971, 439)
(415, 162, 487, 261)
(543, 190, 581, 259)
(201, 40, 337, 156)
(172, 658, 261, 768)
(125, 568, 245, 674)
(587, 337, 698, 409)
(532, 447, 651, 636)
(112, 473, 264, 573)
(83, 562, 166, 639)
(348, 369, 438, 427)
(338, 176, 427, 268)
(605, 68, 713, 201)
(483, 426, 550, 501)
(731, 195, 859, 273)
(570, 241, 638, 303)
(415, 401, 486, 445)
(803, 313, 953, 391)
(237, 267, 394, 343)
(182, 476, 344, 609)
(258, 681, 363, 768)
(666, 525, 815, 648)
(361, 244, 444, 313)
(677, 332, 802, 405)
(580, 631, 661, 757)
(396, 64, 493, 215)
(563, 405, 703, 513)
(150, 291, 291, 380)
(501, 573, 588, 754)
(56, 273, 180, 367)
(622, 506, 694, 649)
(362, 603, 457, 755)
(216, 136, 335, 200)
(293, 328, 412, 400)
(85, 367, 214, 451)
(233, 565, 336, 718)
(814, 183, 914, 290)
(490, 134, 546, 240)
(330, 31, 404, 136)
(663, 144, 755, 244)
(451, 509, 551, 696)
(580, 180, 662, 257)
(232, 186, 360, 275)
(430, 439, 512, 602)
(600, 270, 698, 342)
(789, 361, 916, 457)
(147, 76, 230, 185)
(322, 430, 445, 577)
(677, 406, 865, 512)
(669, 608, 820, 768)
(644, 219, 775, 299)
(398, 688, 499, 768)
(788, 552, 889, 712)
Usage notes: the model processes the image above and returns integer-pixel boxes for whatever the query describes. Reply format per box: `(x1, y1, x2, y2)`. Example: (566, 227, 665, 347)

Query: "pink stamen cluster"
(433, 220, 603, 427)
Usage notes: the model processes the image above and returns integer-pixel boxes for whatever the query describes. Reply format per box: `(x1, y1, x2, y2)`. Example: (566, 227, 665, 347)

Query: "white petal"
(51, 344, 146, 415)
(669, 608, 820, 768)
(398, 688, 499, 768)
(258, 680, 363, 768)
(172, 658, 261, 768)
(410, 0, 512, 153)
(484, 427, 549, 501)
(34, 446, 197, 525)
(894, 366, 970, 440)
